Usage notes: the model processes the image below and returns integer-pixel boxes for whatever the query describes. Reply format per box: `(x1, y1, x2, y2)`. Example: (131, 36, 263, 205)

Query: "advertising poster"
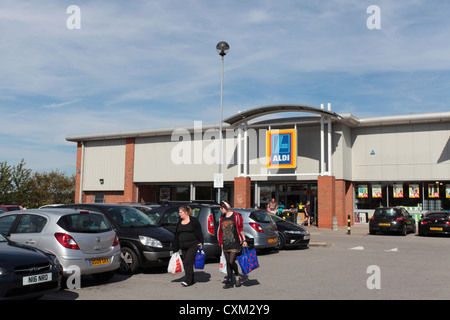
(446, 185, 450, 199)
(358, 185, 368, 198)
(428, 184, 439, 198)
(393, 184, 403, 198)
(409, 184, 420, 198)
(372, 185, 382, 198)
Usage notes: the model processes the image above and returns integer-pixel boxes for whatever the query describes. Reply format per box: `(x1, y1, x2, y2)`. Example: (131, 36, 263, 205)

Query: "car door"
(402, 208, 415, 232)
(8, 213, 48, 247)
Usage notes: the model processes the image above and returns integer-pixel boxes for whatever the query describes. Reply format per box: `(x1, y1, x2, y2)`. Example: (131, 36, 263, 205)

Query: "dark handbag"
(194, 247, 205, 269)
(237, 247, 259, 275)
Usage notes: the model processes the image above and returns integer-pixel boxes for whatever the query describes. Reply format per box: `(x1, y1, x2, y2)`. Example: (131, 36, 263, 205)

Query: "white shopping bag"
(219, 251, 227, 274)
(168, 252, 184, 274)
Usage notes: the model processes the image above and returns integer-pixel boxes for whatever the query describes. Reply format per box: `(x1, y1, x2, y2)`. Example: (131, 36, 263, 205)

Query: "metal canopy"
(224, 104, 342, 126)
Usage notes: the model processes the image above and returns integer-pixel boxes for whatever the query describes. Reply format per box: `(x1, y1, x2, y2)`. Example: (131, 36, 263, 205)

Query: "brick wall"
(123, 138, 137, 203)
(318, 176, 354, 228)
(318, 176, 335, 228)
(74, 142, 82, 203)
(234, 177, 251, 208)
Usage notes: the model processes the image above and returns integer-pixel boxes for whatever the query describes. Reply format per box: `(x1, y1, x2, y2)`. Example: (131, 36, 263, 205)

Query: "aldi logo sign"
(266, 129, 297, 168)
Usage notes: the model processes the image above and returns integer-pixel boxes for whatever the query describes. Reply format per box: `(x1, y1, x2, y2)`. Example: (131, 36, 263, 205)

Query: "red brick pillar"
(234, 177, 251, 208)
(123, 138, 137, 203)
(317, 176, 336, 229)
(74, 142, 83, 203)
(335, 180, 354, 226)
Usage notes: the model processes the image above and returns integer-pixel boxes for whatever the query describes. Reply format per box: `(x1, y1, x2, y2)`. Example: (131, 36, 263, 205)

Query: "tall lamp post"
(216, 41, 229, 203)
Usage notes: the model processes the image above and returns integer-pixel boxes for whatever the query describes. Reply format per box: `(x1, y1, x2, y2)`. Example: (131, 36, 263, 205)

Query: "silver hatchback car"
(232, 208, 279, 251)
(0, 209, 121, 281)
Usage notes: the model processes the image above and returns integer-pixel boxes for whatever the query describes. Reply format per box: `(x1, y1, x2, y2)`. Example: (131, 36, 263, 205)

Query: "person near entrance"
(303, 201, 311, 226)
(267, 198, 278, 214)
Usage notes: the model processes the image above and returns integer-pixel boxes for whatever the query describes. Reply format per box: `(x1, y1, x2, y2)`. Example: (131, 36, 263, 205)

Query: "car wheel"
(276, 233, 286, 250)
(401, 224, 407, 236)
(119, 247, 139, 274)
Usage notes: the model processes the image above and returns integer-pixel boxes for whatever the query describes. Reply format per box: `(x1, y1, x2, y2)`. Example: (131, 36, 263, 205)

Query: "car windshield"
(250, 210, 272, 223)
(0, 233, 6, 242)
(374, 208, 398, 217)
(106, 207, 157, 227)
(425, 212, 449, 219)
(57, 213, 112, 233)
(269, 214, 284, 222)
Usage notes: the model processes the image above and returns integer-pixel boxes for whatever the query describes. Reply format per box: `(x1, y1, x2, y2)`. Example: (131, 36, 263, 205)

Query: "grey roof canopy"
(223, 104, 342, 126)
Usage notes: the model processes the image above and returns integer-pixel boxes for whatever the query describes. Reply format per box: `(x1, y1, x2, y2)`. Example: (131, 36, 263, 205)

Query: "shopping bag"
(194, 248, 205, 269)
(237, 247, 259, 275)
(219, 251, 227, 274)
(168, 252, 184, 274)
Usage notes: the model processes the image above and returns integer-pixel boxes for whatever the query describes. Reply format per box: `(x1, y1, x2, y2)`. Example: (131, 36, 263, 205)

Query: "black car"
(418, 211, 450, 236)
(53, 204, 174, 274)
(369, 207, 416, 236)
(0, 233, 62, 300)
(269, 214, 310, 249)
(148, 204, 222, 258)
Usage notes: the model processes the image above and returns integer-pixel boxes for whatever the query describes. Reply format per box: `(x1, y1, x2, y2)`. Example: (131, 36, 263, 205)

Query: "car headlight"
(0, 267, 8, 276)
(52, 257, 62, 269)
(139, 236, 163, 248)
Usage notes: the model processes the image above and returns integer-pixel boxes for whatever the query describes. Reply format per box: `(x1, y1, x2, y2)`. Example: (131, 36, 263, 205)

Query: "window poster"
(393, 184, 403, 198)
(428, 184, 439, 198)
(358, 185, 368, 198)
(446, 184, 450, 199)
(372, 185, 382, 198)
(409, 184, 420, 198)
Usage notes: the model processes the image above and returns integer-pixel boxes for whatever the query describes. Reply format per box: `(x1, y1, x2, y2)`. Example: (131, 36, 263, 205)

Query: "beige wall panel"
(83, 139, 126, 191)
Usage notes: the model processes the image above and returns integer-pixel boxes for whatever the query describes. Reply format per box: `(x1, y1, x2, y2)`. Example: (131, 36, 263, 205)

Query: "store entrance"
(275, 183, 317, 226)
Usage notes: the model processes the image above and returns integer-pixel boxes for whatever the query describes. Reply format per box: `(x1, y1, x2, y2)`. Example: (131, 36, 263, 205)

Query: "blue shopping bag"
(194, 248, 205, 269)
(237, 247, 259, 275)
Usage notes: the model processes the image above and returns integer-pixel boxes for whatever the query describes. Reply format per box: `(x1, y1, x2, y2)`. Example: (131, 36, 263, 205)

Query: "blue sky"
(1, 0, 450, 174)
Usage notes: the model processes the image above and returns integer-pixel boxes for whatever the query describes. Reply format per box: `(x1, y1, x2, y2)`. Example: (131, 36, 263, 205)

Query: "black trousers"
(181, 241, 198, 285)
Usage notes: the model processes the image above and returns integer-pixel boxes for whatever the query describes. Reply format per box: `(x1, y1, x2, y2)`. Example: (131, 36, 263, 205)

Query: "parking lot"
(41, 224, 450, 301)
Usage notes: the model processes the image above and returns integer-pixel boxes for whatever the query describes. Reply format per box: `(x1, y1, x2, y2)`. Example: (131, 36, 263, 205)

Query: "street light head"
(216, 41, 230, 57)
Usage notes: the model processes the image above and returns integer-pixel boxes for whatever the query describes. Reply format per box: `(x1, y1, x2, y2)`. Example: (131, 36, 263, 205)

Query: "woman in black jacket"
(173, 206, 204, 287)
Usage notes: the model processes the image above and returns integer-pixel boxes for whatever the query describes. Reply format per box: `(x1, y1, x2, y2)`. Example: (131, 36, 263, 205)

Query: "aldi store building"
(66, 104, 450, 228)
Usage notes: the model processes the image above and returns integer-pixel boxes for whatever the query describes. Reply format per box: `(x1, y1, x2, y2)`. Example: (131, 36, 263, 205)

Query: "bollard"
(347, 215, 351, 235)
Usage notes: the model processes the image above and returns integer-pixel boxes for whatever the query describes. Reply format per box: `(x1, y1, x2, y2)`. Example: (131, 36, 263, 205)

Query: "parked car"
(232, 208, 278, 251)
(120, 203, 161, 214)
(269, 214, 310, 249)
(0, 205, 23, 212)
(0, 208, 121, 282)
(148, 203, 222, 258)
(0, 233, 62, 300)
(418, 211, 450, 236)
(369, 207, 416, 236)
(53, 204, 174, 274)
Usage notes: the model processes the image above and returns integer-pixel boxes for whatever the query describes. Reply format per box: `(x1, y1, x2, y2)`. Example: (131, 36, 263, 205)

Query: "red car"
(0, 205, 24, 212)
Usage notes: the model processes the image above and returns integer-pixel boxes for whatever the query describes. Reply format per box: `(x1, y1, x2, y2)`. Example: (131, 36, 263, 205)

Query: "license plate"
(430, 227, 443, 231)
(379, 223, 390, 226)
(268, 237, 276, 243)
(23, 273, 52, 286)
(89, 258, 110, 266)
